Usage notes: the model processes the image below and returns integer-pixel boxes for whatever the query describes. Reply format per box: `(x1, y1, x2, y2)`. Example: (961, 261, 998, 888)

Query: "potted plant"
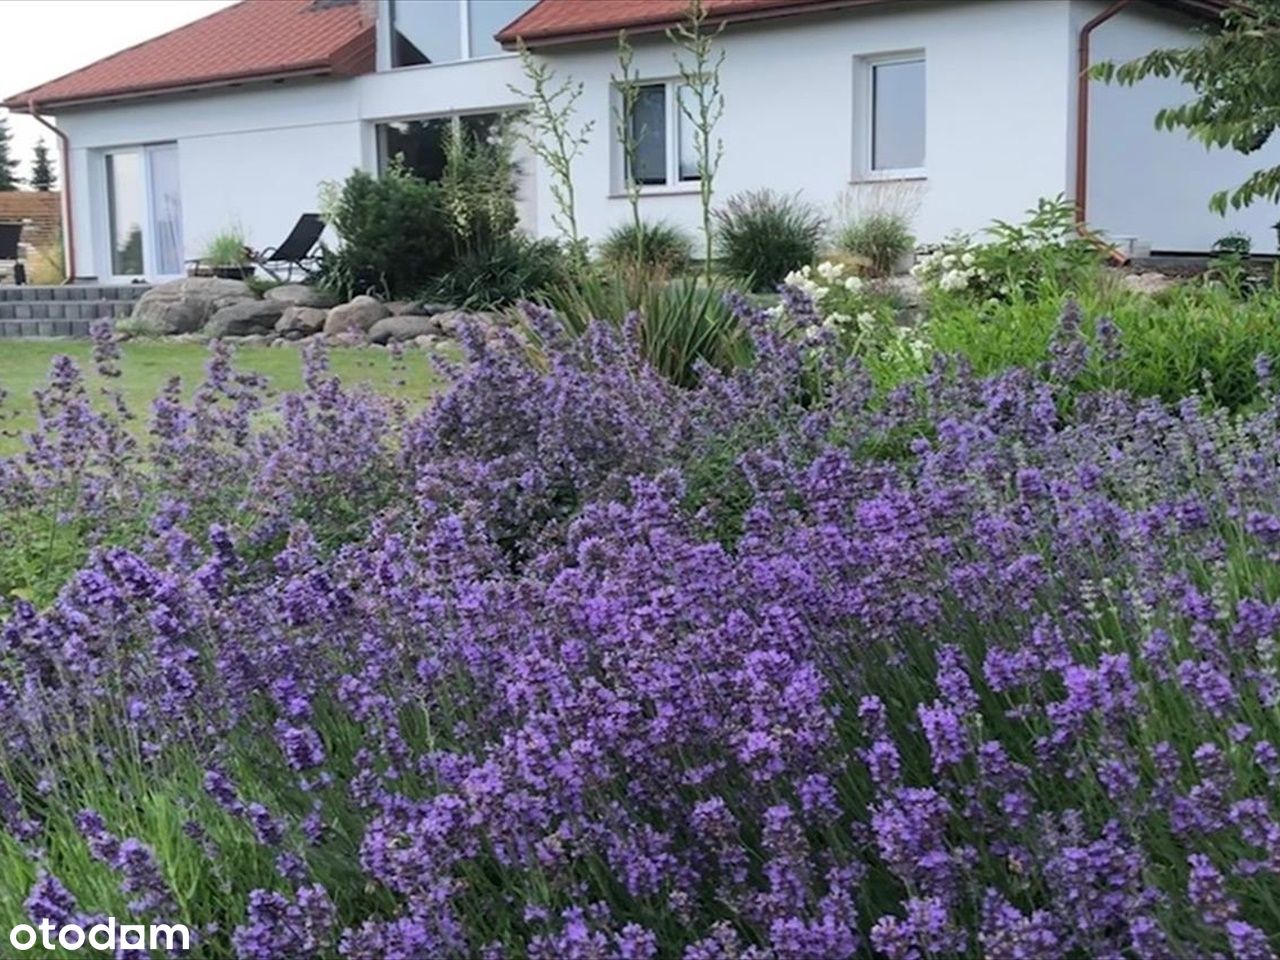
(200, 228, 254, 280)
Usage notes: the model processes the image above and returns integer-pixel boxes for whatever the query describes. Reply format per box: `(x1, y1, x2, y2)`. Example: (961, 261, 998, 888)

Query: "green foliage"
(913, 196, 1100, 304)
(714, 189, 825, 292)
(440, 121, 519, 255)
(0, 117, 18, 191)
(597, 220, 693, 274)
(669, 0, 726, 279)
(202, 227, 249, 267)
(1094, 0, 1280, 212)
(835, 212, 915, 277)
(315, 163, 453, 300)
(900, 279, 1280, 410)
(429, 234, 568, 310)
(29, 138, 54, 191)
(541, 272, 749, 386)
(509, 44, 594, 264)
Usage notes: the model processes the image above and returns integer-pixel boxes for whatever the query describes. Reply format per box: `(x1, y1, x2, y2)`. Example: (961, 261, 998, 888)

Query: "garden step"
(0, 283, 150, 303)
(0, 301, 134, 338)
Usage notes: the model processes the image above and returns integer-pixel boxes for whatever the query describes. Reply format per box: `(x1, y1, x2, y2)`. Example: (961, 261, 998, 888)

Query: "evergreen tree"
(0, 117, 20, 191)
(30, 138, 54, 191)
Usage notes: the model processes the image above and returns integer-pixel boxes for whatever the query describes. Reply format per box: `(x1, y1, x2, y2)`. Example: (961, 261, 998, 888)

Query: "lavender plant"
(5, 305, 1280, 959)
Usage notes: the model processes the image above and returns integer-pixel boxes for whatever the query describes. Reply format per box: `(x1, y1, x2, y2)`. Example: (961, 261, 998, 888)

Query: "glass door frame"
(99, 142, 184, 283)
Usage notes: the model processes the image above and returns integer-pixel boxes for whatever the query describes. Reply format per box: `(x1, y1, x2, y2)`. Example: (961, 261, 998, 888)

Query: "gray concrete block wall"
(0, 283, 147, 337)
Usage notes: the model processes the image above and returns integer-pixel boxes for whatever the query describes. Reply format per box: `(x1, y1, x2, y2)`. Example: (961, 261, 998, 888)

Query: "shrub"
(203, 227, 249, 267)
(428, 233, 568, 309)
(897, 277, 1280, 410)
(439, 120, 520, 255)
(542, 272, 749, 386)
(315, 163, 452, 300)
(781, 259, 928, 379)
(8, 305, 1280, 956)
(714, 188, 825, 291)
(25, 234, 64, 285)
(596, 219, 694, 274)
(835, 212, 915, 277)
(913, 196, 1101, 304)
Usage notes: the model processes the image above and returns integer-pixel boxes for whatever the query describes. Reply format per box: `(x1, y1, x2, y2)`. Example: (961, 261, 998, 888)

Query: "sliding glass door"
(104, 143, 184, 280)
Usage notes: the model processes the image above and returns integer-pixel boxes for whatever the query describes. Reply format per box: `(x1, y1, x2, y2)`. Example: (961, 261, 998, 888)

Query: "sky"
(0, 0, 237, 187)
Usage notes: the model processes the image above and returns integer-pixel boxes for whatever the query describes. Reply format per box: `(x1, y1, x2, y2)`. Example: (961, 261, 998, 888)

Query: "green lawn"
(0, 339, 453, 455)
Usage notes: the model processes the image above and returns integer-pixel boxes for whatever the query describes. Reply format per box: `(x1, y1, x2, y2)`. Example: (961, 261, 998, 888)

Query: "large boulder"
(275, 305, 328, 337)
(324, 295, 390, 336)
(368, 314, 444, 345)
(205, 300, 286, 338)
(385, 300, 453, 317)
(264, 283, 338, 308)
(126, 277, 254, 335)
(1122, 271, 1178, 296)
(433, 309, 505, 338)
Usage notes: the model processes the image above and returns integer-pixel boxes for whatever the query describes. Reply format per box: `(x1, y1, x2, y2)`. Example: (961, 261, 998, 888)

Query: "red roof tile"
(4, 0, 375, 111)
(496, 0, 1230, 46)
(497, 0, 895, 45)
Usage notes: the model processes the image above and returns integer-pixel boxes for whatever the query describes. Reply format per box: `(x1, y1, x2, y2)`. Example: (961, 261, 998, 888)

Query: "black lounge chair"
(0, 222, 25, 285)
(250, 213, 325, 282)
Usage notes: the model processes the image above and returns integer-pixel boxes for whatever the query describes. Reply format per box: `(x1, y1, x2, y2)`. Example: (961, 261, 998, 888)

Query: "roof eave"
(3, 61, 359, 114)
(498, 0, 1229, 49)
(498, 0, 890, 48)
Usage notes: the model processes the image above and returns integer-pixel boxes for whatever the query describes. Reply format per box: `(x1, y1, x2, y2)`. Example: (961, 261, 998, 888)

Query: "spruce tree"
(30, 138, 54, 191)
(0, 117, 19, 191)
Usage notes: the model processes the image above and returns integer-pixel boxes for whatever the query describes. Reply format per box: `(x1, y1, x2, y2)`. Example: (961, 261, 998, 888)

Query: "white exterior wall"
(1077, 0, 1280, 252)
(536, 0, 1076, 250)
(57, 78, 365, 280)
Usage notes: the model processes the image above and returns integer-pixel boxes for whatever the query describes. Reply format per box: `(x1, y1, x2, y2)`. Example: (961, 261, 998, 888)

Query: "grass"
(0, 339, 453, 455)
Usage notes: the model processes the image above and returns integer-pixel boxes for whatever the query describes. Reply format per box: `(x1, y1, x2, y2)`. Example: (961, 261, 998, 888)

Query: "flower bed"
(2, 302, 1280, 958)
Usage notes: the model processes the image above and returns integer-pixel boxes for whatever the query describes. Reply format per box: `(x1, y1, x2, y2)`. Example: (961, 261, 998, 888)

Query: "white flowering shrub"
(780, 260, 931, 369)
(912, 197, 1100, 306)
(911, 237, 987, 295)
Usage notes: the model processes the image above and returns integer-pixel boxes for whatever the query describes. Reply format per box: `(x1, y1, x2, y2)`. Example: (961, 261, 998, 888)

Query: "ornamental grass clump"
(6, 305, 1280, 957)
(714, 189, 826, 291)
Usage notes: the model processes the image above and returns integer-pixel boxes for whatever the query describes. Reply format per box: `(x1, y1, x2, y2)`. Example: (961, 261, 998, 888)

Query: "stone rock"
(129, 277, 254, 335)
(1122, 271, 1178, 296)
(324, 295, 390, 336)
(238, 333, 270, 346)
(275, 305, 328, 336)
(264, 283, 338, 308)
(204, 299, 285, 338)
(431, 309, 508, 338)
(386, 299, 453, 316)
(368, 314, 444, 344)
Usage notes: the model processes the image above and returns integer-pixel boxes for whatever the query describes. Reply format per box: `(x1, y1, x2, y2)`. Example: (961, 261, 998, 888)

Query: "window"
(103, 143, 183, 279)
(865, 56, 925, 175)
(106, 152, 144, 276)
(618, 81, 701, 190)
(467, 0, 536, 58)
(389, 0, 538, 67)
(377, 112, 504, 182)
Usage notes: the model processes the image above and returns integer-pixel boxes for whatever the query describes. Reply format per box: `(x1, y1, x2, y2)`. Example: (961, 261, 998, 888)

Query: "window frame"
(96, 141, 184, 282)
(853, 51, 927, 183)
(612, 78, 703, 195)
(384, 0, 536, 70)
(375, 110, 507, 179)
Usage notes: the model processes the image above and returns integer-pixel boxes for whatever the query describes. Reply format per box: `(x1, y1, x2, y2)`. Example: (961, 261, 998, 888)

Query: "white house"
(5, 0, 1277, 284)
